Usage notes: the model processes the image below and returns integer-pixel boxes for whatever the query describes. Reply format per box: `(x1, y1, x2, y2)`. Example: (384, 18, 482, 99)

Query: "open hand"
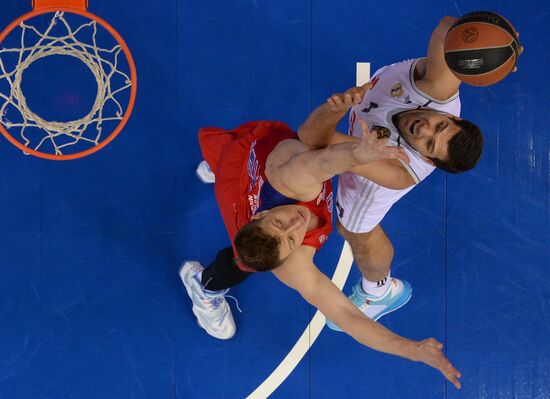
(351, 120, 409, 164)
(326, 82, 372, 114)
(512, 32, 523, 72)
(414, 338, 462, 389)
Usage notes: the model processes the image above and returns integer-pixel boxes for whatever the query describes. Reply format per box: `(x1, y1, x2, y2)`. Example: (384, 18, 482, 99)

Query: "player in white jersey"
(298, 16, 486, 328)
(338, 57, 461, 233)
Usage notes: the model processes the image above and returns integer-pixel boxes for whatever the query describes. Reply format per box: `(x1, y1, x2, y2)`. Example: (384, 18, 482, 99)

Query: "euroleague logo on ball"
(461, 27, 479, 43)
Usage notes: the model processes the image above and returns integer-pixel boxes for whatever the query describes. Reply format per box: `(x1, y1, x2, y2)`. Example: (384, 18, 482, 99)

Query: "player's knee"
(383, 239, 394, 259)
(358, 236, 393, 260)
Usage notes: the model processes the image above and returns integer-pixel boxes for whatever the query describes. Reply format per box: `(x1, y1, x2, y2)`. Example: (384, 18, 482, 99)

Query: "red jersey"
(198, 121, 333, 272)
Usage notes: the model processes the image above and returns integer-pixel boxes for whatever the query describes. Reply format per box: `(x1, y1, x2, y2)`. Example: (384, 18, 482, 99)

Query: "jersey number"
(362, 102, 379, 113)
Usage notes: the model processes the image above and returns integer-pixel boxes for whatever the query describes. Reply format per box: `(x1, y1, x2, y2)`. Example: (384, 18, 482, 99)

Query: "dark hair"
(429, 118, 483, 174)
(234, 219, 283, 272)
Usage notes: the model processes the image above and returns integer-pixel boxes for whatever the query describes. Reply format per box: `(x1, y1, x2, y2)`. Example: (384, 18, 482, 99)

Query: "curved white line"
(246, 241, 354, 399)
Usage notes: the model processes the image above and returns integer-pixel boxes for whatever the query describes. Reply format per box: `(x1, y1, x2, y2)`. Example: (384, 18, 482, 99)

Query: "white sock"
(361, 271, 391, 298)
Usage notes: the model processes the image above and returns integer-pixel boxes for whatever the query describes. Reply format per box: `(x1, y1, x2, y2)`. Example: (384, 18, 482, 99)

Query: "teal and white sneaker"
(179, 261, 236, 339)
(326, 278, 412, 332)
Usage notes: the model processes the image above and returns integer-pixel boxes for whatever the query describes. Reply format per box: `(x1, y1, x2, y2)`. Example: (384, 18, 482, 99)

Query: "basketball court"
(1, 0, 549, 398)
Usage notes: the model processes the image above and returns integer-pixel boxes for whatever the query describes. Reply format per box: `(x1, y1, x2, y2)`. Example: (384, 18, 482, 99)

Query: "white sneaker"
(179, 261, 236, 339)
(196, 160, 215, 184)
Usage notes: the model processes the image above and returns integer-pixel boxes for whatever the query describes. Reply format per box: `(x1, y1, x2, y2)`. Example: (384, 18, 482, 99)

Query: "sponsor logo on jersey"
(371, 125, 391, 139)
(248, 194, 259, 214)
(319, 234, 327, 244)
(248, 175, 264, 214)
(391, 82, 403, 98)
(316, 182, 333, 213)
(404, 95, 411, 104)
(326, 191, 333, 214)
(247, 141, 260, 190)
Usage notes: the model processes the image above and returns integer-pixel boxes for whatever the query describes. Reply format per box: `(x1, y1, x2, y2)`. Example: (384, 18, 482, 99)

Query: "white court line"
(246, 64, 369, 399)
(246, 241, 354, 399)
(356, 62, 371, 86)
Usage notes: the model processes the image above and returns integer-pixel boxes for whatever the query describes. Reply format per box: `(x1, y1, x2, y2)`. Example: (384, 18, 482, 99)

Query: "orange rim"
(0, 5, 137, 160)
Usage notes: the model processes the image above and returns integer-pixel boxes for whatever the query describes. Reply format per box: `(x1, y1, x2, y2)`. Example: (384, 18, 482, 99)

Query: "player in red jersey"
(180, 112, 461, 388)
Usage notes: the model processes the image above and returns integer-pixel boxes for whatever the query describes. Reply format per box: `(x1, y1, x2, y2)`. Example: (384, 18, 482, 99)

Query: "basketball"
(444, 11, 520, 86)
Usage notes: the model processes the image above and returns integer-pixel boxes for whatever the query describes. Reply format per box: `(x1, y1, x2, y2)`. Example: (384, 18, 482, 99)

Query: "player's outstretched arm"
(272, 248, 462, 389)
(415, 16, 462, 101)
(268, 121, 409, 199)
(418, 16, 524, 98)
(297, 83, 371, 149)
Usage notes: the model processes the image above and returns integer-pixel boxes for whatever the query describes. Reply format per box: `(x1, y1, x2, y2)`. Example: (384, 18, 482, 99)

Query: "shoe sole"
(195, 164, 215, 184)
(195, 170, 215, 184)
(179, 263, 235, 340)
(372, 286, 412, 322)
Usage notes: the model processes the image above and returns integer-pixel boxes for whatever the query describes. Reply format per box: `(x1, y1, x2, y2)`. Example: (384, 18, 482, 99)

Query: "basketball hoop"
(0, 0, 137, 160)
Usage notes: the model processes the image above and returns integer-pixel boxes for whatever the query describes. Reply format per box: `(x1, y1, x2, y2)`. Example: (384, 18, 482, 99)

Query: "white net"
(0, 11, 133, 156)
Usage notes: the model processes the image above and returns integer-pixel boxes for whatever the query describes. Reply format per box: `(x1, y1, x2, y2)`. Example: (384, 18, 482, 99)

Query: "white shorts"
(335, 172, 414, 234)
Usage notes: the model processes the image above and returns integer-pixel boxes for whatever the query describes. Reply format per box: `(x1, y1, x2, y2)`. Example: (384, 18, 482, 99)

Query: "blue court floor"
(1, 0, 549, 398)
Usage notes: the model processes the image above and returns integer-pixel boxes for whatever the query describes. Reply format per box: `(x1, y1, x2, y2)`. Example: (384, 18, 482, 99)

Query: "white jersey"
(337, 58, 461, 233)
